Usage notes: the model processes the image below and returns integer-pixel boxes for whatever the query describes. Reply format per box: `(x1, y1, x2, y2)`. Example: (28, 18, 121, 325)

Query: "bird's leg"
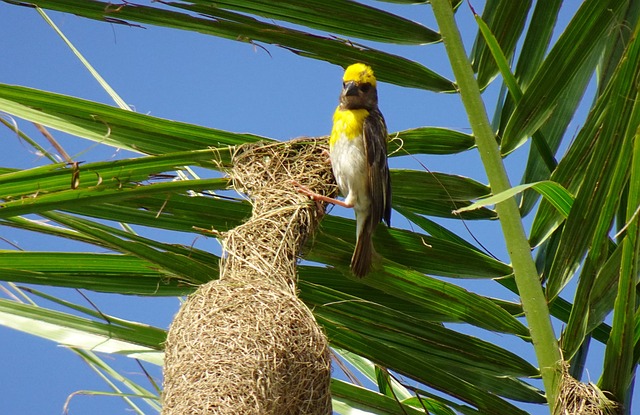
(291, 180, 353, 208)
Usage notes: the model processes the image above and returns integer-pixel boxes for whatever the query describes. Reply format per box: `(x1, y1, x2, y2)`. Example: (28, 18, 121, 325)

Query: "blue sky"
(0, 1, 635, 414)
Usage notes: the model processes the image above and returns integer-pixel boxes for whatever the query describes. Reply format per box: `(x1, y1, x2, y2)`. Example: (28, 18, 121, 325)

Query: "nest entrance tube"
(163, 138, 335, 415)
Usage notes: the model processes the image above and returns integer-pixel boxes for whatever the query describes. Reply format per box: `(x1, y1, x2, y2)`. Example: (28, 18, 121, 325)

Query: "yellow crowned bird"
(330, 63, 392, 277)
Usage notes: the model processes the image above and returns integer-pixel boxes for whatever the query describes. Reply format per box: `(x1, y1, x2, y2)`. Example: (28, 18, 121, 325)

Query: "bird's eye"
(360, 84, 371, 93)
(342, 82, 346, 88)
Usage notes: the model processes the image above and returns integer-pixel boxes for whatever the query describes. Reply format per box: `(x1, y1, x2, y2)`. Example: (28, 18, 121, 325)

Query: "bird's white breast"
(330, 132, 370, 212)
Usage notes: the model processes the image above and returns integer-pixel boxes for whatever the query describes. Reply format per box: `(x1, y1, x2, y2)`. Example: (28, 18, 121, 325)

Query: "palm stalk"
(430, 0, 561, 410)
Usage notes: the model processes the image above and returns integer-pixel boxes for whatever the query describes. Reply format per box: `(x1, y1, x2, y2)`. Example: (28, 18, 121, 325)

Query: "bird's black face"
(340, 80, 378, 110)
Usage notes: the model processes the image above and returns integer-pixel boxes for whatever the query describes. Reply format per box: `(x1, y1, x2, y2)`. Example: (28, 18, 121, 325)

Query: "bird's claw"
(291, 180, 349, 208)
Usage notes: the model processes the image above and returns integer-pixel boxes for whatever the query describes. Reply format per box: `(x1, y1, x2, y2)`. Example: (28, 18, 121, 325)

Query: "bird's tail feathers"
(351, 214, 375, 277)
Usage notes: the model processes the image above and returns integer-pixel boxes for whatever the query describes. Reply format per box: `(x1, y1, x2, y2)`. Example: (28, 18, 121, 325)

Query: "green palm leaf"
(1, 0, 639, 413)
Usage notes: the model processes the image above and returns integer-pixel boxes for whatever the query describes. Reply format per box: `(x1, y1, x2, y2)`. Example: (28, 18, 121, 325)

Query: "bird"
(328, 63, 392, 277)
(331, 63, 391, 277)
(294, 63, 391, 276)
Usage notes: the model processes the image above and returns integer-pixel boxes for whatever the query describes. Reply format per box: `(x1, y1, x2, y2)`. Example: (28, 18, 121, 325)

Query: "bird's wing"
(363, 108, 392, 226)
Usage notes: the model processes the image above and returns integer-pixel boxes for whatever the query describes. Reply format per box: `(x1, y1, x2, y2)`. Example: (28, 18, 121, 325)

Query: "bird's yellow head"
(343, 63, 377, 87)
(339, 63, 378, 110)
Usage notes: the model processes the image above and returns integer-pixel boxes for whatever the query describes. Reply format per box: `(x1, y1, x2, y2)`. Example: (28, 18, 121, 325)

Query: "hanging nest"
(555, 362, 620, 415)
(162, 138, 336, 415)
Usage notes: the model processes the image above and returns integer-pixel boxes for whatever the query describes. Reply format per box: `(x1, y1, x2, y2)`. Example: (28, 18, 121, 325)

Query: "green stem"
(430, 1, 561, 411)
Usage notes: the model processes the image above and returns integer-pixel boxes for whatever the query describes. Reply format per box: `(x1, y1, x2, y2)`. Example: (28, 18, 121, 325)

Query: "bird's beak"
(343, 81, 359, 97)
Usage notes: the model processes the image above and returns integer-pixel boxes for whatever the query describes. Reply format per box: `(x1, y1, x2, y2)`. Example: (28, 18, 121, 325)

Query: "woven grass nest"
(555, 362, 620, 415)
(163, 138, 336, 415)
